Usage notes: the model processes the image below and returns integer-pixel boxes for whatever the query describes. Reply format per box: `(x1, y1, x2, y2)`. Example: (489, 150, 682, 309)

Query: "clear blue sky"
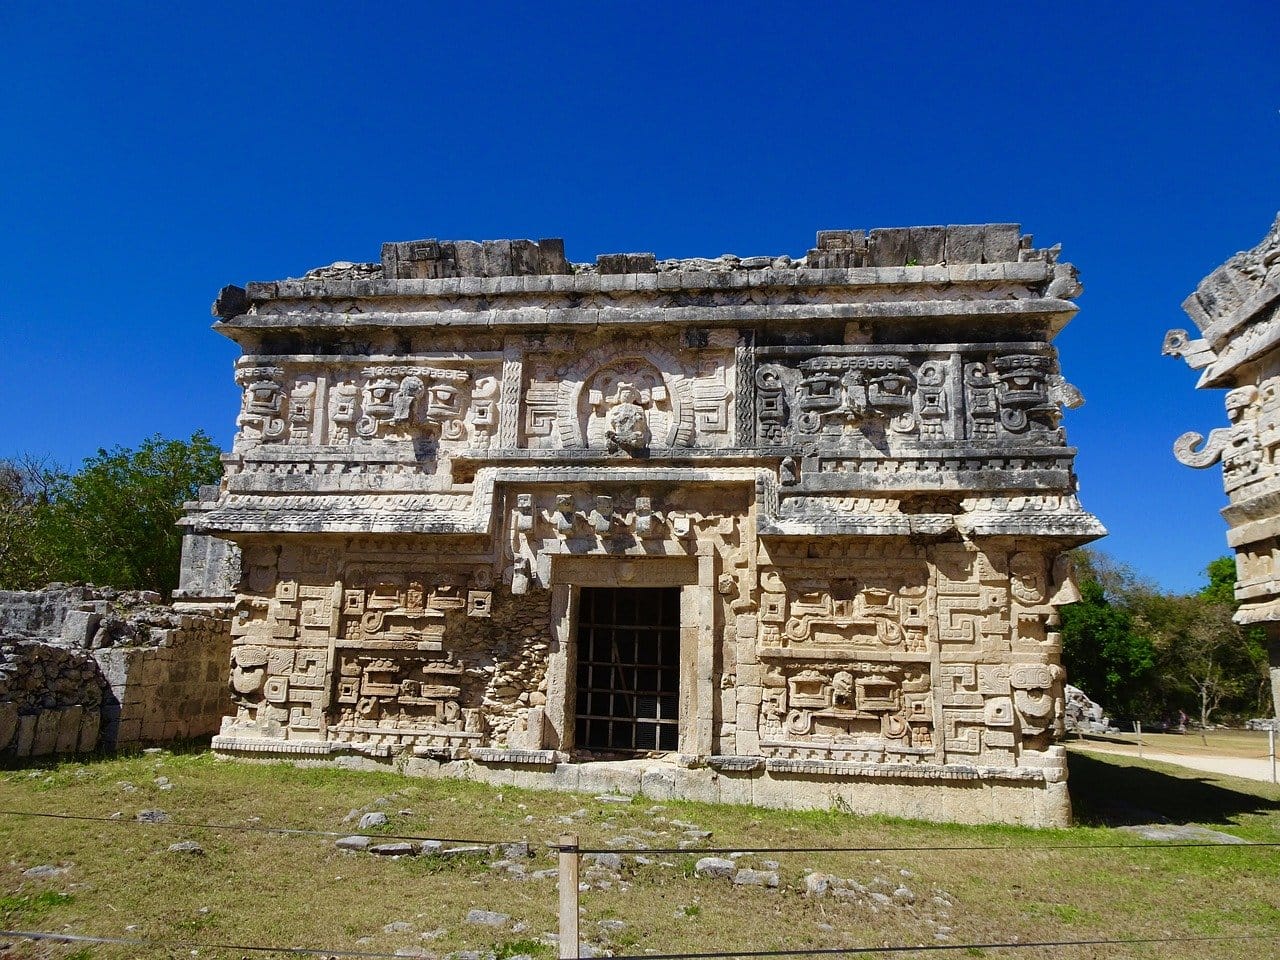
(2, 2, 1277, 593)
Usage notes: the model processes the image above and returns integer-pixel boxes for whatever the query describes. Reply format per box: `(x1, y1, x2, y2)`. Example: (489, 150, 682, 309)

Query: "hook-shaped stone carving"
(1162, 329, 1217, 370)
(1173, 428, 1231, 468)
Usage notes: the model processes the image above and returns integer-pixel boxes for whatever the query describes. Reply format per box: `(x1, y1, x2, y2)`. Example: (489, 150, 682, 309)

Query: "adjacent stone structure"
(0, 585, 232, 757)
(1167, 213, 1280, 721)
(192, 225, 1102, 825)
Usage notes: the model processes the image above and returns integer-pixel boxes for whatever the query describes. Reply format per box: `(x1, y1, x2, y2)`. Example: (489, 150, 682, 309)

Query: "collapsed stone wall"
(0, 585, 232, 758)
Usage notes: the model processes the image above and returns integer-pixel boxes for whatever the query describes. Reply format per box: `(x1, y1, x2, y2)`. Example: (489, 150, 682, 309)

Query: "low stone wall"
(0, 640, 105, 758)
(1, 585, 232, 759)
(97, 616, 232, 746)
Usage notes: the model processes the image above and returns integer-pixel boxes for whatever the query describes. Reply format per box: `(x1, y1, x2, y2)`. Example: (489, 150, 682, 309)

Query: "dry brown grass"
(1, 747, 1278, 960)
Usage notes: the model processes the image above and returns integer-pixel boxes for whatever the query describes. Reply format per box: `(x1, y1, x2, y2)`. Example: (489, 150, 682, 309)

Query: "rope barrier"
(0, 928, 415, 957)
(5, 928, 1279, 959)
(605, 934, 1280, 958)
(562, 839, 1280, 855)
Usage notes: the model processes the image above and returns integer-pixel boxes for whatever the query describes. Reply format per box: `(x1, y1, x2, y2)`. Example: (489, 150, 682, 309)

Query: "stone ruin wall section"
(1, 586, 232, 758)
(191, 226, 1104, 826)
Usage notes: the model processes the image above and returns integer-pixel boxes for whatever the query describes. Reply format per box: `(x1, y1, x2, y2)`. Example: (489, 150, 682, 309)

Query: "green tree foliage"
(1199, 555, 1238, 606)
(1059, 551, 1156, 716)
(1060, 549, 1271, 724)
(0, 433, 222, 598)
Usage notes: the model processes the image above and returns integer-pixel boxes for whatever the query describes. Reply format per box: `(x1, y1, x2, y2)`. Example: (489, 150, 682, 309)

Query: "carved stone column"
(1167, 212, 1280, 721)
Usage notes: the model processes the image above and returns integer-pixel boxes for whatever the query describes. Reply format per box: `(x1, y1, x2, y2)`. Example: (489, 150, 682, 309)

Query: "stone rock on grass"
(441, 845, 488, 858)
(384, 921, 414, 933)
(804, 872, 830, 896)
(335, 835, 371, 851)
(1117, 824, 1248, 844)
(371, 842, 417, 857)
(585, 852, 623, 871)
(22, 864, 70, 879)
(733, 868, 779, 888)
(694, 856, 737, 879)
(167, 840, 204, 855)
(464, 908, 509, 926)
(498, 840, 532, 859)
(136, 809, 169, 823)
(359, 811, 389, 830)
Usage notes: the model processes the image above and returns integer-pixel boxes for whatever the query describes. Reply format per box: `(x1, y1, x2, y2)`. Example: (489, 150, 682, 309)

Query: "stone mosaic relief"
(715, 541, 1070, 769)
(222, 538, 523, 756)
(1169, 215, 1280, 728)
(523, 335, 735, 452)
(195, 228, 1105, 829)
(755, 346, 1081, 449)
(233, 358, 501, 455)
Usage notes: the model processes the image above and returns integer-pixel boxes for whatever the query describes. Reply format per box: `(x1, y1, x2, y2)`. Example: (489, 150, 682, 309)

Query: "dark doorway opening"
(575, 586, 680, 755)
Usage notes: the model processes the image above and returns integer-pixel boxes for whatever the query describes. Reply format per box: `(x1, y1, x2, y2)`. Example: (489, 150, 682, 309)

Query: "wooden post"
(558, 833, 580, 960)
(1270, 726, 1277, 785)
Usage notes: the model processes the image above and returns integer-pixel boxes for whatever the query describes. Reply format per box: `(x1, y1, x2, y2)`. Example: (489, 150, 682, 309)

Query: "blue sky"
(1, 2, 1277, 593)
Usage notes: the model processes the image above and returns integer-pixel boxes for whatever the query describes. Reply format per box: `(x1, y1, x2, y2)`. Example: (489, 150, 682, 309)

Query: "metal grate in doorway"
(574, 586, 680, 755)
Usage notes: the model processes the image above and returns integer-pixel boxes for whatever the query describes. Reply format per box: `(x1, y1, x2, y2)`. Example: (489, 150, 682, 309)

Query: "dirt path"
(1070, 742, 1279, 784)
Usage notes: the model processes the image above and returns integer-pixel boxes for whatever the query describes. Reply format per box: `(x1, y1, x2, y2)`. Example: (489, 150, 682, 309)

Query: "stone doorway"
(574, 586, 681, 755)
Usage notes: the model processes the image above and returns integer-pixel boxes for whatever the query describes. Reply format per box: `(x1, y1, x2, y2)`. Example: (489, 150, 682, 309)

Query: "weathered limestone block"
(197, 227, 1100, 826)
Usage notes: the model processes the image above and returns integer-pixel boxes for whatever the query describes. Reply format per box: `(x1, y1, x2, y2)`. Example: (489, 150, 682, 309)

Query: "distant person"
(1178, 710, 1188, 733)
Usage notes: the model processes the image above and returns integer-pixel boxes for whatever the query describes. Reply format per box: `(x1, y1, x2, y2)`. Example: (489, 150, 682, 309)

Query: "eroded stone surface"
(196, 227, 1100, 827)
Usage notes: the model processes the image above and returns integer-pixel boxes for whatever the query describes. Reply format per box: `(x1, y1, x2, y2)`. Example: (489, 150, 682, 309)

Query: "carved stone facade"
(189, 225, 1102, 826)
(1168, 213, 1280, 720)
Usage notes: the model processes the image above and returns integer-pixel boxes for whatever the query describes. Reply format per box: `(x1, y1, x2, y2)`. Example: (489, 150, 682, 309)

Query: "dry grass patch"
(1070, 728, 1275, 761)
(0, 747, 1277, 959)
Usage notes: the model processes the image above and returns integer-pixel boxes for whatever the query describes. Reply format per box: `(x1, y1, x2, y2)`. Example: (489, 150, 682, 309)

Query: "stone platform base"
(212, 740, 1071, 827)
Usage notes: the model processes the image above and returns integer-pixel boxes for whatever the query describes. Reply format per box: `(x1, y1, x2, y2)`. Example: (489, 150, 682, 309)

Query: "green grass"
(0, 890, 73, 924)
(0, 748, 1278, 959)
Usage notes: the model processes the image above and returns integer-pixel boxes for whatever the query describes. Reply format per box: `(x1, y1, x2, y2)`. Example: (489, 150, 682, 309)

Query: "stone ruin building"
(184, 224, 1103, 826)
(1167, 213, 1280, 723)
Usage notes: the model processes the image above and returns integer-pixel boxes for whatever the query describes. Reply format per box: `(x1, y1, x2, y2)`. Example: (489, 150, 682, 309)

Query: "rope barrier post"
(1270, 725, 1277, 785)
(1135, 720, 1142, 759)
(558, 833, 580, 960)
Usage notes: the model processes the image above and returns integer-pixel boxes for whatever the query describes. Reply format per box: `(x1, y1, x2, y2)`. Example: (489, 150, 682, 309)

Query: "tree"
(0, 456, 61, 590)
(1071, 551, 1273, 726)
(1192, 556, 1271, 719)
(0, 433, 223, 598)
(1059, 554, 1157, 717)
(1200, 556, 1238, 606)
